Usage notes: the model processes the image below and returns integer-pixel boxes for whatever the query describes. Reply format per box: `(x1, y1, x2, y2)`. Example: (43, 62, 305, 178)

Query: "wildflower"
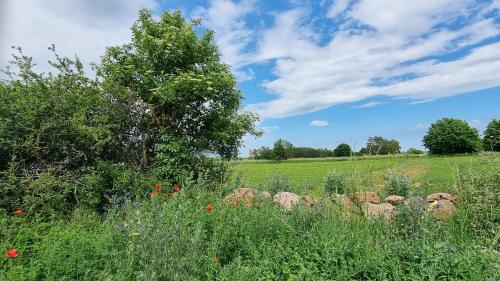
(155, 183, 162, 191)
(151, 191, 158, 198)
(205, 203, 213, 212)
(169, 193, 175, 198)
(5, 249, 18, 258)
(161, 193, 167, 198)
(230, 197, 239, 205)
(13, 209, 23, 215)
(173, 184, 181, 192)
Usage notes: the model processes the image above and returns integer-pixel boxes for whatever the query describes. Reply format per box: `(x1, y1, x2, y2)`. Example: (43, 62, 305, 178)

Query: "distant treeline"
(249, 117, 500, 161)
(249, 136, 414, 160)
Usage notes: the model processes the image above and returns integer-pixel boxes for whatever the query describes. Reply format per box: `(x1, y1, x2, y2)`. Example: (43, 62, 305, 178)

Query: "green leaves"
(423, 118, 482, 155)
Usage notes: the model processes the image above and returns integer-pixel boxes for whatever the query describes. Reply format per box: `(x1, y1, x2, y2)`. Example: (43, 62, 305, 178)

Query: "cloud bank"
(200, 0, 500, 118)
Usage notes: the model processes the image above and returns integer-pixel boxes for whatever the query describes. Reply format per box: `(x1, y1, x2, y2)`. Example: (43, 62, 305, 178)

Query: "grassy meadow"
(233, 154, 494, 196)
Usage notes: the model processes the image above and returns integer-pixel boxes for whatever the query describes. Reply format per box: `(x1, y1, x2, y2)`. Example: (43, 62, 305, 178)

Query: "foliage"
(0, 10, 258, 217)
(407, 148, 424, 154)
(97, 10, 259, 180)
(251, 145, 334, 160)
(0, 46, 113, 172)
(483, 119, 500, 151)
(423, 118, 482, 155)
(272, 139, 292, 161)
(323, 169, 350, 195)
(2, 161, 499, 280)
(266, 171, 291, 194)
(333, 143, 352, 157)
(366, 136, 401, 155)
(384, 169, 411, 197)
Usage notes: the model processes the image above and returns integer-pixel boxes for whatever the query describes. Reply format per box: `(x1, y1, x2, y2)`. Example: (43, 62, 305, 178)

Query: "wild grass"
(233, 154, 496, 196)
(0, 154, 498, 280)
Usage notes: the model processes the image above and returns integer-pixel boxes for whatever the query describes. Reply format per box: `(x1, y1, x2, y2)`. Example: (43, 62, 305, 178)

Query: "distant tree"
(483, 119, 500, 151)
(273, 139, 290, 161)
(366, 136, 401, 155)
(384, 139, 401, 154)
(423, 118, 481, 155)
(407, 148, 424, 154)
(334, 143, 352, 157)
(357, 147, 368, 156)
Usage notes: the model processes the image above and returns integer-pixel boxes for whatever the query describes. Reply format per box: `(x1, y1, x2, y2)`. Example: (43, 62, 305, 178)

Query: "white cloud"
(355, 101, 383, 108)
(193, 0, 256, 69)
(327, 0, 350, 19)
(310, 120, 329, 126)
(242, 0, 500, 118)
(0, 0, 157, 74)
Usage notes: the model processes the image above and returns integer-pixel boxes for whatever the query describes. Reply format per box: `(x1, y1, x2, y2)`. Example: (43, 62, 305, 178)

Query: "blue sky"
(2, 0, 500, 154)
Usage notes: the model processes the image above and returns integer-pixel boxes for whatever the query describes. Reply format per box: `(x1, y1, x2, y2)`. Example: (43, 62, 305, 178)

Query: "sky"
(1, 0, 499, 155)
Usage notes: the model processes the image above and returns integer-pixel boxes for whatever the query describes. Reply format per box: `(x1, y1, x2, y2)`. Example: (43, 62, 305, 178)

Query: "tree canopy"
(365, 136, 401, 155)
(483, 119, 500, 151)
(423, 118, 481, 155)
(334, 143, 352, 157)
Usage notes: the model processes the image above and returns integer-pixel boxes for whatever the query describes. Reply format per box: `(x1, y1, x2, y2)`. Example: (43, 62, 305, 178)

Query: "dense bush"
(323, 169, 351, 195)
(423, 118, 482, 154)
(407, 148, 424, 154)
(384, 169, 411, 197)
(483, 119, 500, 151)
(0, 10, 258, 217)
(266, 171, 292, 194)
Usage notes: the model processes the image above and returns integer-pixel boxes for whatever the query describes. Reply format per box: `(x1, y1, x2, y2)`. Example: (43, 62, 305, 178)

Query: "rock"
(350, 192, 380, 204)
(426, 193, 456, 203)
(258, 191, 272, 200)
(427, 199, 456, 220)
(273, 192, 300, 211)
(384, 195, 405, 205)
(224, 188, 257, 205)
(361, 202, 396, 222)
(302, 195, 321, 209)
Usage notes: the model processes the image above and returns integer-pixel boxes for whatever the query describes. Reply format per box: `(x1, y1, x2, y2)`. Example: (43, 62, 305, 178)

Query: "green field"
(234, 154, 498, 195)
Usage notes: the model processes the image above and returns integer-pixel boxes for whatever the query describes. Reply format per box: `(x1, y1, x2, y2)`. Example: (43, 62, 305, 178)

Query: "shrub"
(483, 119, 500, 151)
(423, 118, 482, 154)
(384, 169, 411, 197)
(407, 148, 424, 154)
(266, 171, 291, 194)
(323, 170, 350, 195)
(333, 143, 352, 157)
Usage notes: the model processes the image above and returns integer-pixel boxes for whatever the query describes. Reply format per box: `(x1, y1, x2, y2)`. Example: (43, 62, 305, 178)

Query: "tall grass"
(1, 155, 498, 280)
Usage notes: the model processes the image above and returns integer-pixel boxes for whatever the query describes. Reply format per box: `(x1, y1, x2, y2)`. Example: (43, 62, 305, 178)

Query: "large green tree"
(483, 119, 500, 151)
(423, 118, 481, 154)
(96, 10, 259, 181)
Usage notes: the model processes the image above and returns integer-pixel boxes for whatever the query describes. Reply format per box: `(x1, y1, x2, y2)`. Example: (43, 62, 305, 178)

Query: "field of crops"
(234, 154, 496, 195)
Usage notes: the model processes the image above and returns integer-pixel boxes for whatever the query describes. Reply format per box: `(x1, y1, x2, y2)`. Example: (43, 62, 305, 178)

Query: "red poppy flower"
(5, 249, 18, 258)
(169, 193, 175, 198)
(13, 209, 23, 215)
(151, 191, 158, 198)
(161, 193, 167, 198)
(155, 183, 162, 191)
(230, 197, 239, 205)
(205, 203, 213, 212)
(173, 184, 181, 192)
